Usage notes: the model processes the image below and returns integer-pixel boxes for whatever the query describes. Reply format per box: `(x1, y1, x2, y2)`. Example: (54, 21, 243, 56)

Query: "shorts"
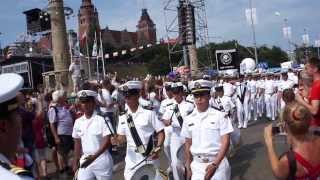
(57, 135, 73, 156)
(72, 76, 81, 86)
(35, 148, 47, 162)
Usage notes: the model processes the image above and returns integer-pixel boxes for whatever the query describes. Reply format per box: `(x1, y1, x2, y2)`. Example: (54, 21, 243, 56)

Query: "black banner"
(215, 49, 239, 70)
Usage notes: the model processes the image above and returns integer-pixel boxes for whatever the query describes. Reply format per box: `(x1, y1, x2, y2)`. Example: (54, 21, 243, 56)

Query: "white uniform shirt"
(264, 80, 275, 94)
(181, 108, 234, 156)
(0, 154, 33, 180)
(97, 89, 114, 113)
(117, 106, 164, 148)
(248, 80, 257, 94)
(72, 112, 112, 155)
(162, 99, 194, 129)
(159, 98, 174, 117)
(288, 72, 298, 85)
(210, 96, 235, 113)
(186, 94, 194, 104)
(279, 79, 294, 91)
(223, 82, 235, 97)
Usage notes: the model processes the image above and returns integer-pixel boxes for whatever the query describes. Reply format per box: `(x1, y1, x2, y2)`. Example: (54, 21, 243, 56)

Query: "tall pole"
(99, 31, 106, 78)
(249, 0, 258, 65)
(0, 32, 3, 57)
(85, 34, 92, 80)
(284, 18, 292, 61)
(48, 0, 71, 90)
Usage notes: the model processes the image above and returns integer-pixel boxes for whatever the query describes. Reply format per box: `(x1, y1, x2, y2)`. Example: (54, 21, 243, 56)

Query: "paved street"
(46, 117, 288, 180)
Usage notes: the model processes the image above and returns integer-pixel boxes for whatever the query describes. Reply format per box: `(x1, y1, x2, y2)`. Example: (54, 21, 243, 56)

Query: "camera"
(272, 126, 281, 135)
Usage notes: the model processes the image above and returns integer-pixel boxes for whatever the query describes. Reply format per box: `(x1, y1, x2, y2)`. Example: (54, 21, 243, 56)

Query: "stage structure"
(163, 0, 211, 76)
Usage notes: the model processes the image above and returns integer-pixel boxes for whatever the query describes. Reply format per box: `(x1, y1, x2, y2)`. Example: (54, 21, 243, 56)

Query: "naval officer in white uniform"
(0, 73, 34, 180)
(116, 81, 165, 180)
(162, 82, 194, 180)
(72, 90, 114, 180)
(182, 79, 233, 180)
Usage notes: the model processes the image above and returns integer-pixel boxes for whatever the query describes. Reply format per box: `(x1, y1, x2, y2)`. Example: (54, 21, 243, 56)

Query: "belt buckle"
(203, 158, 209, 163)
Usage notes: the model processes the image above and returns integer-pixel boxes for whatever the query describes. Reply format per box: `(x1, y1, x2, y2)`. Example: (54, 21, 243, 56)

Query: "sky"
(0, 0, 319, 52)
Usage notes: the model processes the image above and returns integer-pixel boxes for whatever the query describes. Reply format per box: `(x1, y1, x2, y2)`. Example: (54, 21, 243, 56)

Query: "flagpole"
(94, 32, 100, 81)
(249, 0, 258, 65)
(99, 31, 106, 79)
(68, 32, 73, 63)
(85, 32, 92, 80)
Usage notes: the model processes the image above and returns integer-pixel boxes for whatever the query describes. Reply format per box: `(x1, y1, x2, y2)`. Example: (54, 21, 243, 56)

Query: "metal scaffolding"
(163, 0, 212, 72)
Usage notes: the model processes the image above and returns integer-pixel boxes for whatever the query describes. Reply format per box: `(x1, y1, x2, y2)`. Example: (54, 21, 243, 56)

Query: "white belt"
(193, 155, 216, 163)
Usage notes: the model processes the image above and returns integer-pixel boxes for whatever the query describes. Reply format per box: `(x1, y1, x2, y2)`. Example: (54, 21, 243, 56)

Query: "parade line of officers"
(0, 69, 298, 180)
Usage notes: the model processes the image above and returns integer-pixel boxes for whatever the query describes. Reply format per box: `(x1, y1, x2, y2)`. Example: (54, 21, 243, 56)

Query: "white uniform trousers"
(191, 157, 231, 180)
(243, 95, 250, 127)
(257, 94, 264, 118)
(163, 126, 172, 169)
(250, 93, 258, 120)
(124, 147, 162, 180)
(77, 153, 113, 180)
(265, 94, 276, 120)
(235, 98, 245, 128)
(170, 130, 185, 180)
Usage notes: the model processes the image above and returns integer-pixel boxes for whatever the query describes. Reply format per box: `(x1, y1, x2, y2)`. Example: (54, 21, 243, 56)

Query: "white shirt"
(288, 72, 298, 85)
(117, 106, 164, 148)
(0, 154, 34, 180)
(72, 112, 112, 155)
(264, 80, 275, 94)
(181, 107, 234, 156)
(210, 96, 235, 113)
(248, 80, 257, 94)
(162, 99, 194, 129)
(159, 98, 174, 116)
(68, 62, 81, 77)
(97, 89, 114, 113)
(223, 82, 235, 97)
(279, 79, 294, 91)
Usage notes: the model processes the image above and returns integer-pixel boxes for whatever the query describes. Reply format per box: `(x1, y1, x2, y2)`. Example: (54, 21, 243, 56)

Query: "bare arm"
(264, 125, 289, 179)
(212, 134, 230, 166)
(73, 138, 81, 172)
(155, 130, 165, 147)
(297, 97, 320, 115)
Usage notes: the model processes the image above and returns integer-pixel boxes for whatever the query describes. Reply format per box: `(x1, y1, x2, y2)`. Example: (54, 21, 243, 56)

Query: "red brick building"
(78, 0, 157, 50)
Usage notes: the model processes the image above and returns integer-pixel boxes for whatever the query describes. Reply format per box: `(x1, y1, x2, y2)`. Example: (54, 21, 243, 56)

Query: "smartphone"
(272, 126, 281, 135)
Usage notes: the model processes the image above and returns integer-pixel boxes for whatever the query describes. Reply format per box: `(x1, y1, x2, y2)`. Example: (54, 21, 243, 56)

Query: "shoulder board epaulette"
(142, 106, 154, 111)
(186, 100, 194, 104)
(0, 161, 33, 177)
(210, 105, 224, 112)
(166, 103, 173, 107)
(186, 110, 194, 116)
(119, 109, 128, 116)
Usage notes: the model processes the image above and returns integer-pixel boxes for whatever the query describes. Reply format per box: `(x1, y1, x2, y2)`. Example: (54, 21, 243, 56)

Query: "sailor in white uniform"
(278, 71, 294, 109)
(234, 75, 247, 128)
(158, 82, 174, 174)
(162, 82, 194, 180)
(0, 73, 34, 180)
(264, 73, 276, 121)
(72, 90, 114, 180)
(115, 81, 165, 180)
(182, 79, 233, 180)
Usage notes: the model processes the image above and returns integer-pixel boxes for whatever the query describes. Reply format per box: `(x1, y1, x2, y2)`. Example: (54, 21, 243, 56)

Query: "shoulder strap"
(126, 114, 146, 156)
(286, 149, 297, 180)
(295, 152, 320, 178)
(0, 161, 33, 178)
(173, 105, 184, 127)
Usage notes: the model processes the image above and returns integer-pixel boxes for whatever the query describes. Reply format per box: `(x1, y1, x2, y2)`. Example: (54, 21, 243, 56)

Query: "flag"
(74, 41, 81, 57)
(80, 31, 87, 47)
(92, 33, 98, 57)
(283, 26, 292, 39)
(245, 8, 257, 25)
(302, 34, 310, 45)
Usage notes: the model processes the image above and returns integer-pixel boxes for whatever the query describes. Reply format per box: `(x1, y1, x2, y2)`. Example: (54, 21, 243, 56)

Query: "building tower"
(137, 9, 157, 46)
(78, 0, 100, 51)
